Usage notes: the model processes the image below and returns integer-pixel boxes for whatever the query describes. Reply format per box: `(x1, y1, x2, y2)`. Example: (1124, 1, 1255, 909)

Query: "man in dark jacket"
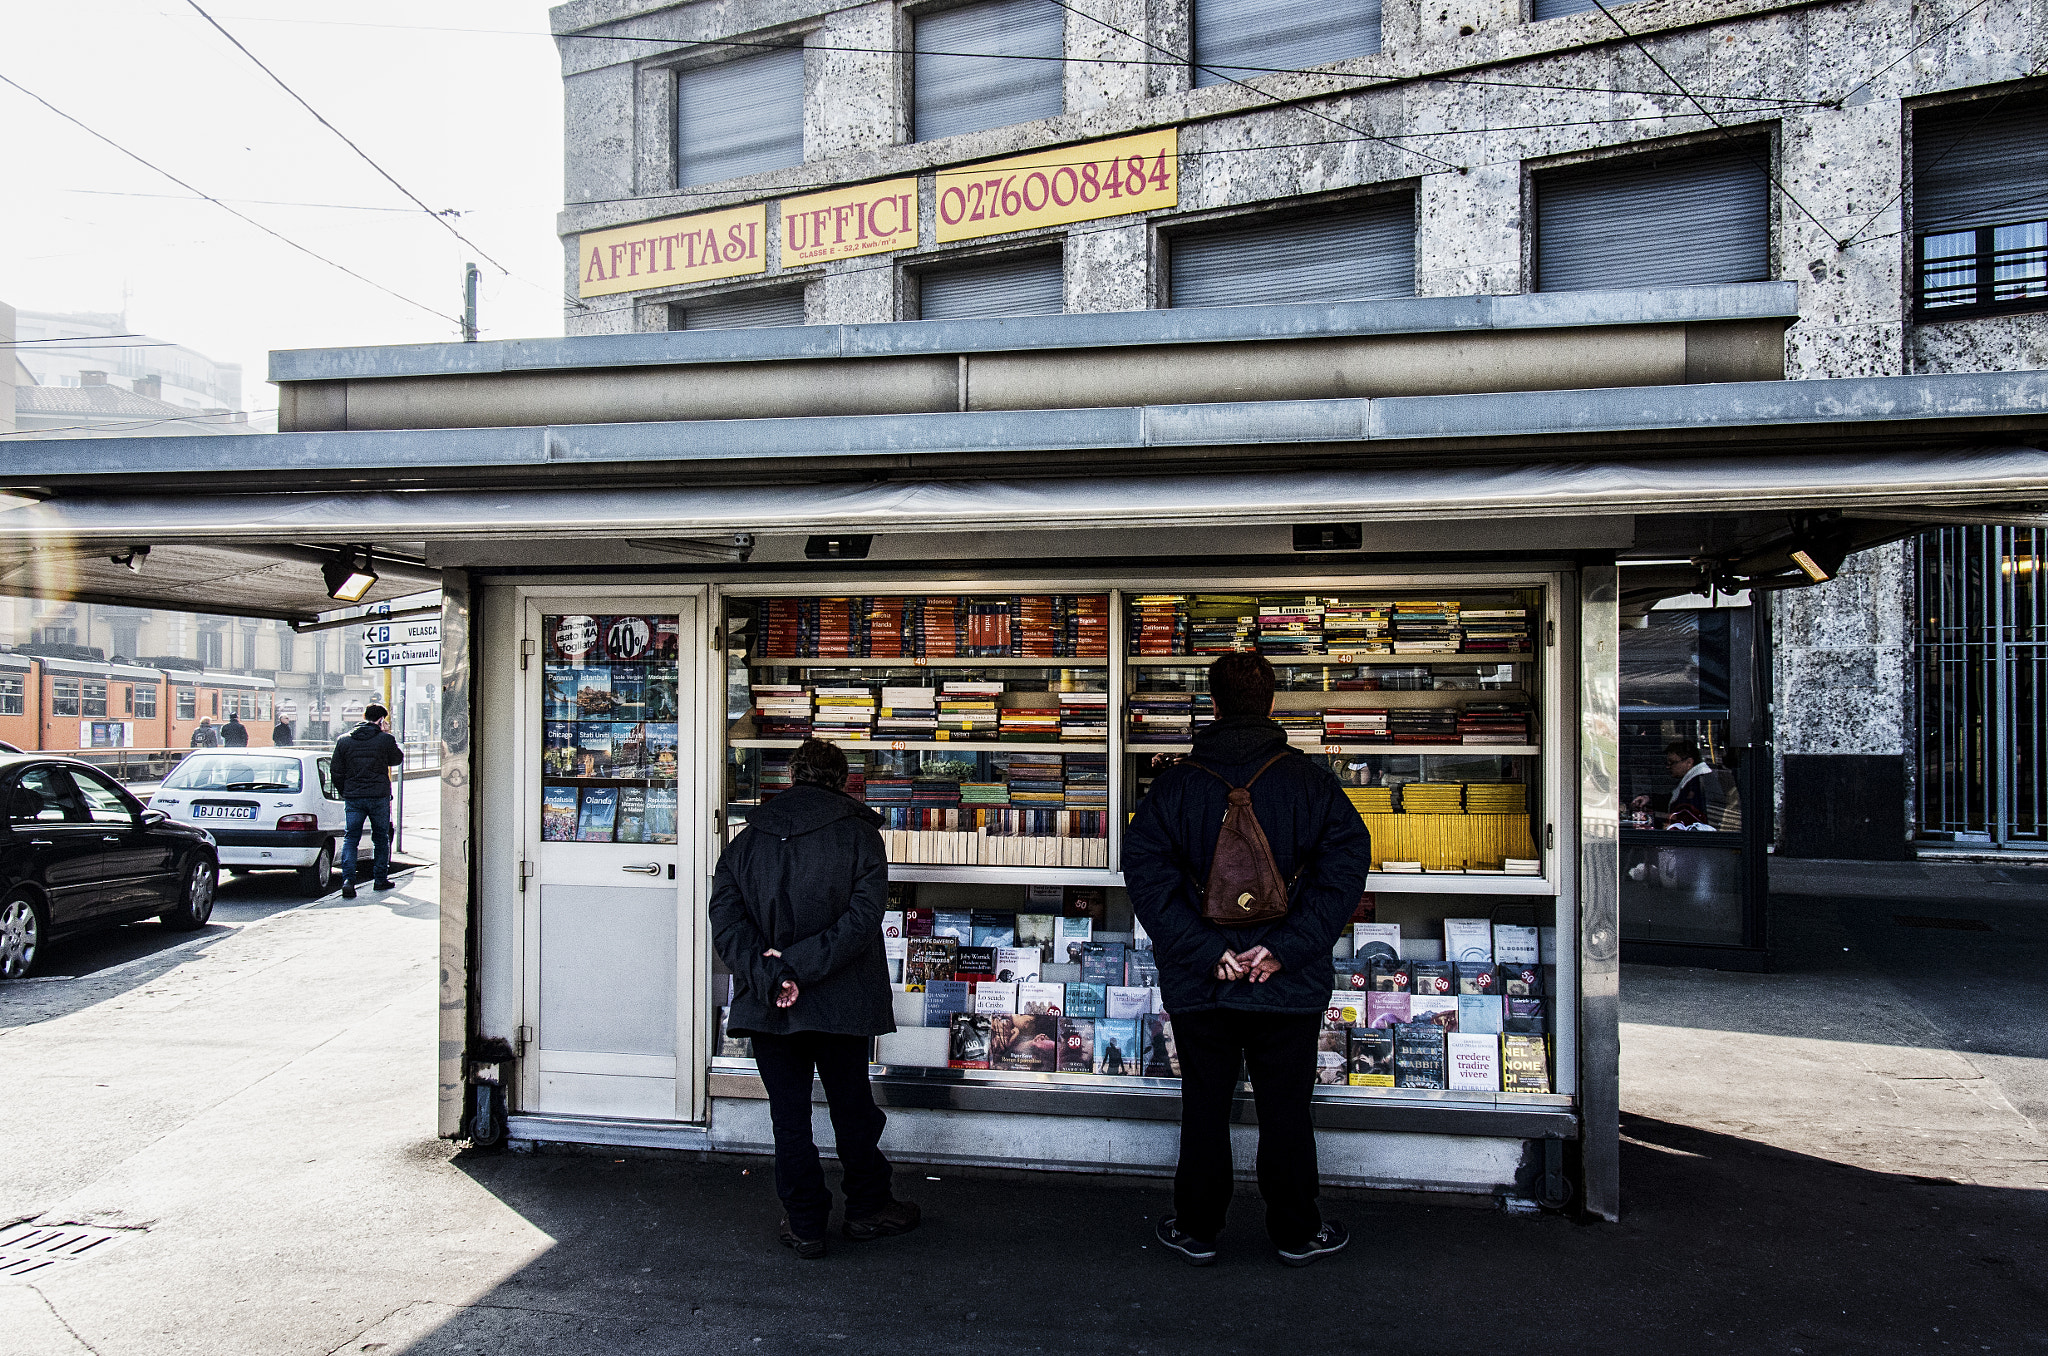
(710, 738, 919, 1259)
(1123, 652, 1372, 1269)
(331, 704, 404, 898)
(220, 714, 249, 747)
(272, 718, 294, 748)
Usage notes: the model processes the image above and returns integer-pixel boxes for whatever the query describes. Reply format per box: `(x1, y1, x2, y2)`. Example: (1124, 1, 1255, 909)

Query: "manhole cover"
(0, 1224, 128, 1276)
(1893, 915, 1993, 931)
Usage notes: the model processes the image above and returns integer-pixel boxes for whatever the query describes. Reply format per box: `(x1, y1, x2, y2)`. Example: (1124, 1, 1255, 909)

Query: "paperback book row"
(543, 614, 681, 665)
(757, 595, 1110, 659)
(544, 720, 680, 780)
(742, 747, 1109, 838)
(541, 783, 680, 843)
(1326, 1022, 1554, 1093)
(1128, 696, 1530, 746)
(544, 664, 681, 723)
(1343, 783, 1528, 815)
(751, 682, 1108, 743)
(1126, 596, 1531, 658)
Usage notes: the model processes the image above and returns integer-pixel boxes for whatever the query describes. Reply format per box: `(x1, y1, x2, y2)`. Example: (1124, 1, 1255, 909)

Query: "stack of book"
(1390, 708, 1458, 744)
(1458, 701, 1531, 745)
(1466, 783, 1528, 814)
(961, 781, 1010, 807)
(1460, 608, 1530, 653)
(938, 682, 1002, 738)
(999, 707, 1061, 742)
(1323, 601, 1391, 652)
(1126, 693, 1193, 744)
(1504, 857, 1542, 877)
(813, 597, 856, 657)
(812, 686, 876, 741)
(1400, 783, 1464, 814)
(761, 599, 805, 657)
(1391, 600, 1462, 654)
(862, 596, 907, 657)
(1017, 596, 1064, 657)
(751, 684, 812, 738)
(1322, 707, 1389, 743)
(877, 687, 937, 739)
(758, 752, 793, 800)
(1004, 754, 1067, 807)
(912, 779, 961, 814)
(1276, 710, 1323, 742)
(865, 776, 914, 810)
(1063, 753, 1109, 811)
(1128, 595, 1188, 655)
(1064, 594, 1110, 657)
(915, 597, 960, 657)
(1057, 692, 1109, 742)
(1345, 785, 1395, 815)
(1189, 595, 1257, 653)
(961, 599, 1014, 657)
(1256, 598, 1325, 657)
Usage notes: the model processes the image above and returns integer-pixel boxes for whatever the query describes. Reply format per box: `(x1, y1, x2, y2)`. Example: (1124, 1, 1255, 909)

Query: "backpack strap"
(1186, 751, 1295, 793)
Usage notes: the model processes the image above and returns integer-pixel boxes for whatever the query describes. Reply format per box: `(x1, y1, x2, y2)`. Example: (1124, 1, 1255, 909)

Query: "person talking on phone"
(330, 703, 404, 897)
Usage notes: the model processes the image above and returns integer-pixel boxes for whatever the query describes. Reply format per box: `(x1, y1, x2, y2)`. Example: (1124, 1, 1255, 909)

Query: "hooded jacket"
(1122, 716, 1373, 1016)
(330, 721, 403, 800)
(709, 781, 895, 1038)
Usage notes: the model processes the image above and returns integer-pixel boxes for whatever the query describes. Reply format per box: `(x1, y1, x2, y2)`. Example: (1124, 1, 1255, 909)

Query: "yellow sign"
(781, 178, 919, 266)
(935, 128, 1178, 243)
(578, 203, 767, 298)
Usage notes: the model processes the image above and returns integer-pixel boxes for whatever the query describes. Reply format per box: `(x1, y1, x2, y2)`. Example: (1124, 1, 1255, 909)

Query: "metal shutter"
(1537, 143, 1768, 292)
(1532, 0, 1602, 19)
(1169, 200, 1415, 308)
(677, 47, 805, 188)
(676, 291, 806, 330)
(1914, 97, 2048, 234)
(914, 0, 1064, 142)
(919, 254, 1064, 320)
(1193, 0, 1380, 88)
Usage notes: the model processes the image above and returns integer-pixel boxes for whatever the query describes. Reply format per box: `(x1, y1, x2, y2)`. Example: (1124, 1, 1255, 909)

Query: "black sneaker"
(778, 1217, 826, 1260)
(340, 883, 357, 899)
(1277, 1220, 1348, 1267)
(843, 1199, 920, 1241)
(374, 878, 396, 891)
(1155, 1217, 1217, 1266)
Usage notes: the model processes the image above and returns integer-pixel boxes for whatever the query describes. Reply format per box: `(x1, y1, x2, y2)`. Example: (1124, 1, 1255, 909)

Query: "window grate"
(1917, 222, 2048, 318)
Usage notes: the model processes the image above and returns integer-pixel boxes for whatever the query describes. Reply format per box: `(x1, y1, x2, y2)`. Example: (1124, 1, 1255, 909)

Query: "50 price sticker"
(936, 128, 1178, 243)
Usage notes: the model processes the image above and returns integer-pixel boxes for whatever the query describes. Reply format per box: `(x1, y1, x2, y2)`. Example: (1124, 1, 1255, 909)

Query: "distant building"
(10, 309, 246, 437)
(11, 374, 246, 438)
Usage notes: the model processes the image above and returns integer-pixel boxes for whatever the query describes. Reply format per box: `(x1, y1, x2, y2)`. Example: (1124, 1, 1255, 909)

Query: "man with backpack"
(1122, 652, 1373, 1269)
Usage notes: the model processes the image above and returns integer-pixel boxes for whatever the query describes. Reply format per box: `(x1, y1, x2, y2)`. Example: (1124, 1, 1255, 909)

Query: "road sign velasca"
(362, 620, 440, 646)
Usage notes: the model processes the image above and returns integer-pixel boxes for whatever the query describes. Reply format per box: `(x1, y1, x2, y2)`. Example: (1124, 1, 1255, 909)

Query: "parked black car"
(0, 754, 219, 980)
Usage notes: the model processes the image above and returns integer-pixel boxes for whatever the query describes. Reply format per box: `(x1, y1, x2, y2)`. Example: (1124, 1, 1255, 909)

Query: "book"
(1493, 923, 1541, 965)
(1365, 992, 1410, 1028)
(947, 1013, 993, 1068)
(1409, 960, 1455, 997)
(614, 787, 647, 844)
(1500, 963, 1542, 997)
(1055, 915, 1094, 964)
(1348, 1027, 1395, 1086)
(1317, 1031, 1350, 1085)
(574, 666, 617, 718)
(1455, 963, 1499, 995)
(644, 786, 678, 843)
(1141, 1014, 1180, 1077)
(1093, 1018, 1139, 1075)
(1457, 994, 1504, 1035)
(1125, 950, 1160, 988)
(973, 981, 1019, 1014)
(991, 1014, 1059, 1071)
(904, 937, 958, 990)
(715, 1007, 751, 1058)
(1506, 996, 1548, 1033)
(543, 665, 579, 721)
(1106, 985, 1153, 1020)
(645, 667, 679, 722)
(1443, 918, 1494, 964)
(1501, 1033, 1552, 1092)
(1015, 913, 1057, 961)
(1079, 942, 1127, 987)
(1447, 1032, 1502, 1090)
(1351, 922, 1402, 966)
(971, 912, 1016, 948)
(995, 946, 1041, 983)
(609, 666, 647, 721)
(1018, 982, 1065, 1015)
(1057, 1018, 1096, 1072)
(1325, 990, 1367, 1028)
(575, 786, 618, 842)
(541, 785, 579, 841)
(543, 720, 578, 777)
(1408, 994, 1459, 1031)
(575, 720, 615, 777)
(1062, 982, 1107, 1018)
(1369, 959, 1411, 992)
(881, 910, 906, 959)
(921, 980, 970, 1026)
(1392, 1024, 1448, 1088)
(1331, 957, 1372, 990)
(931, 911, 972, 942)
(955, 945, 997, 978)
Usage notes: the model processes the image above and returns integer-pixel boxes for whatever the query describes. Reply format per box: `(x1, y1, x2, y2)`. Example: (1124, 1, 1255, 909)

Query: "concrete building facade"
(551, 0, 2048, 854)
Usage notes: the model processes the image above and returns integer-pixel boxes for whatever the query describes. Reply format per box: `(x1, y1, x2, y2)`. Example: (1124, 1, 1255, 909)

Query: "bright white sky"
(0, 0, 568, 423)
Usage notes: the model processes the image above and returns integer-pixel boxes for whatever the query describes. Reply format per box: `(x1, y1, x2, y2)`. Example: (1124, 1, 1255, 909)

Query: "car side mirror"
(142, 808, 168, 826)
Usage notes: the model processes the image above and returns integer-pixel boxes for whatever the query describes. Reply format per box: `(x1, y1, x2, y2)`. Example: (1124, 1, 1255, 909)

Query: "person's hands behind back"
(1236, 945, 1282, 982)
(764, 948, 799, 1007)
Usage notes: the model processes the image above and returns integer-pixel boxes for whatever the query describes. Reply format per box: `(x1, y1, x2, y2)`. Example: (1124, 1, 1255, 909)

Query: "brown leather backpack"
(1186, 753, 1296, 927)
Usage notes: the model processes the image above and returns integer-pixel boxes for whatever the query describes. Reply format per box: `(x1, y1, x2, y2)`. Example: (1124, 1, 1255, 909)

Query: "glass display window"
(538, 612, 682, 844)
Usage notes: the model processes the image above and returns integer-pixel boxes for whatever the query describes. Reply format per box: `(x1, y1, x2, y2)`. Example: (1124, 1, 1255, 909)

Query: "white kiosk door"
(521, 601, 697, 1121)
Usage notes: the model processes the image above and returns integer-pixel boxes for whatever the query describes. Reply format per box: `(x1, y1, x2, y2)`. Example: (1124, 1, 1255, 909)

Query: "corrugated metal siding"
(676, 47, 806, 188)
(1532, 0, 1603, 20)
(1538, 144, 1769, 292)
(1169, 200, 1415, 307)
(919, 254, 1065, 319)
(1915, 96, 2048, 234)
(1193, 0, 1380, 87)
(676, 292, 807, 330)
(914, 0, 1065, 141)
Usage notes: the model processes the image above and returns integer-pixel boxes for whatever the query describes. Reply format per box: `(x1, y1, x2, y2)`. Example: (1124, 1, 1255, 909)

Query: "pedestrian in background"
(190, 718, 219, 748)
(272, 717, 294, 748)
(709, 737, 919, 1259)
(331, 702, 403, 899)
(1122, 651, 1373, 1269)
(220, 713, 249, 748)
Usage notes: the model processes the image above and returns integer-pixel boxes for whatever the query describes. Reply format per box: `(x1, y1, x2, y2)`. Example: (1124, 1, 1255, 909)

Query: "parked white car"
(147, 749, 343, 892)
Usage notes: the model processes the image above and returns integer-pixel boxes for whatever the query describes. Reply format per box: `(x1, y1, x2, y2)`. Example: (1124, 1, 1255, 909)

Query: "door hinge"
(713, 809, 723, 834)
(515, 1025, 533, 1051)
(518, 858, 534, 892)
(1545, 619, 1556, 647)
(710, 624, 724, 651)
(1545, 823, 1555, 851)
(519, 637, 536, 670)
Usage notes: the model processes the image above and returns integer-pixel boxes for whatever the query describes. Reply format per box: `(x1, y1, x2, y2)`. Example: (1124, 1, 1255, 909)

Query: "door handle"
(29, 839, 53, 847)
(621, 862, 661, 876)
(104, 835, 125, 843)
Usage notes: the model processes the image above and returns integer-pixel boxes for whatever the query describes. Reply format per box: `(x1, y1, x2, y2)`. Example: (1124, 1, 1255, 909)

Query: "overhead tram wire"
(0, 70, 461, 327)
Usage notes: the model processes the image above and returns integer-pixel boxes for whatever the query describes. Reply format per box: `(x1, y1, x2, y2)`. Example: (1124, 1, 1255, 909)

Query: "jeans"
(340, 797, 393, 884)
(1169, 1007, 1323, 1249)
(749, 1031, 894, 1239)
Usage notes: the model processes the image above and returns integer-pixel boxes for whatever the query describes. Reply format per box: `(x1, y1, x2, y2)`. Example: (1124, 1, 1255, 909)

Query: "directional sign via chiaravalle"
(362, 641, 441, 668)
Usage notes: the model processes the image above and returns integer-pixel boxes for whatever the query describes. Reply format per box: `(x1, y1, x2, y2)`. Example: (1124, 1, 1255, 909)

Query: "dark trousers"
(1169, 1007, 1323, 1249)
(340, 797, 392, 883)
(749, 1031, 894, 1239)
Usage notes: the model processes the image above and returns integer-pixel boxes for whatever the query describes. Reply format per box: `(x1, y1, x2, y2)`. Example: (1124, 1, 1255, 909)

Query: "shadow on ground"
(368, 1115, 2048, 1356)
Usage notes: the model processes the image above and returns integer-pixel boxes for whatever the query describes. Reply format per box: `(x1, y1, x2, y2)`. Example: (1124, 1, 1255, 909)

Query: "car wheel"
(298, 842, 334, 894)
(160, 857, 218, 931)
(0, 893, 43, 980)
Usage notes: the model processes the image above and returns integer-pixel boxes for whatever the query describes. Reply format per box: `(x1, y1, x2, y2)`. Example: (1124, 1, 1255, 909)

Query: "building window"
(277, 630, 294, 671)
(676, 46, 805, 188)
(345, 643, 363, 677)
(242, 630, 258, 670)
(211, 692, 220, 717)
(0, 675, 23, 716)
(669, 291, 807, 331)
(52, 679, 79, 717)
(1193, 0, 1380, 88)
(1914, 95, 2048, 319)
(134, 684, 157, 719)
(914, 0, 1064, 143)
(1535, 140, 1769, 292)
(1168, 197, 1416, 307)
(111, 625, 138, 660)
(199, 630, 223, 668)
(916, 252, 1065, 320)
(176, 688, 195, 720)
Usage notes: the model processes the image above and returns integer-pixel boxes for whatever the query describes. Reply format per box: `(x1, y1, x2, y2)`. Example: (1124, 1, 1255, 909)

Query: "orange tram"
(0, 653, 278, 759)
